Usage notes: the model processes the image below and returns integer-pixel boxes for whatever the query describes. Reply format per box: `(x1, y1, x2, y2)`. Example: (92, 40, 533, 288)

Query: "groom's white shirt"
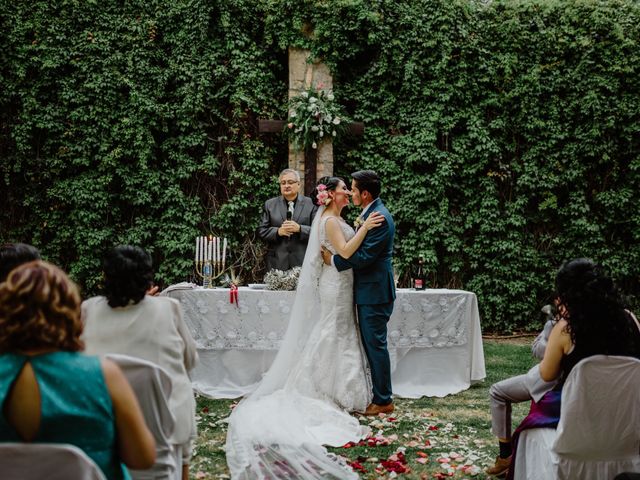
(359, 202, 374, 218)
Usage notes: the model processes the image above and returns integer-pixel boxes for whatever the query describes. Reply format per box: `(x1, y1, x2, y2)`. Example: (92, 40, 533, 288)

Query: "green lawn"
(190, 339, 537, 479)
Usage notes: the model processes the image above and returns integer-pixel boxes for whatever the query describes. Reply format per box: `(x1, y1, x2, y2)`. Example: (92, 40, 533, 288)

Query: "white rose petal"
(327, 93, 334, 101)
(332, 117, 340, 125)
(301, 91, 308, 98)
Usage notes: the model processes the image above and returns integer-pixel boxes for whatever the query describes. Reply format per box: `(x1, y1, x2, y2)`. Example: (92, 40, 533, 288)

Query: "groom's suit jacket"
(334, 197, 396, 305)
(257, 194, 318, 271)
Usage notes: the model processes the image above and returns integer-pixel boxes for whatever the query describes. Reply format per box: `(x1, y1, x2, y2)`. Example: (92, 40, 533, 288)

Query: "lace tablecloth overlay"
(163, 286, 486, 398)
(167, 287, 470, 351)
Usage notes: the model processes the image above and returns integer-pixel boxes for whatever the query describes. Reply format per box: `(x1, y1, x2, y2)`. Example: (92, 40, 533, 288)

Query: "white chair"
(513, 428, 556, 480)
(553, 355, 640, 479)
(515, 355, 640, 480)
(0, 442, 106, 480)
(106, 353, 180, 480)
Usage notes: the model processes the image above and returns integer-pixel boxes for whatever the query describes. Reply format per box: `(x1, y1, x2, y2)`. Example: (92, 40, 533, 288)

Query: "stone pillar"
(288, 47, 334, 187)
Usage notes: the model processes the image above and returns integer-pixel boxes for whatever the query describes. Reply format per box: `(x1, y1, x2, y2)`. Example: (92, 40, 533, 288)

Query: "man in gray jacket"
(257, 169, 318, 271)
(485, 305, 557, 477)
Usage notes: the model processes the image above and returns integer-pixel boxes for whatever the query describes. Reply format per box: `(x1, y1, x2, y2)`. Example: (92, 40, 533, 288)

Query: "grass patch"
(190, 340, 537, 479)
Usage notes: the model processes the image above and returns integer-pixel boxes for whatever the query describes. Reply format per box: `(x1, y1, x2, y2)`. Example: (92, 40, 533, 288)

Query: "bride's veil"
(225, 206, 366, 479)
(251, 205, 325, 396)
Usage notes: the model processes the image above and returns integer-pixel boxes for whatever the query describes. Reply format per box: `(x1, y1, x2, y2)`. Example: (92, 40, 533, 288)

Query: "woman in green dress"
(0, 260, 156, 479)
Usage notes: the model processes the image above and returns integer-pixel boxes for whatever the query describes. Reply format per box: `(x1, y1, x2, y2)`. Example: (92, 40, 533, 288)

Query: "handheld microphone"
(286, 201, 294, 221)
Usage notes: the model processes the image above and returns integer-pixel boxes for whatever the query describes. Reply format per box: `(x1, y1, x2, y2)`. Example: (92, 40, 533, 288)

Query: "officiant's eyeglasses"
(279, 180, 299, 185)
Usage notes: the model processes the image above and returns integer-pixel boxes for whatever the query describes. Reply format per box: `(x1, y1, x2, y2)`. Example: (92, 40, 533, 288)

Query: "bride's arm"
(325, 213, 384, 259)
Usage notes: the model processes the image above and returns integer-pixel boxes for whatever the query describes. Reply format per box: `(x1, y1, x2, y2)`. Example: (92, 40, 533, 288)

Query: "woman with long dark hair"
(506, 258, 640, 479)
(82, 245, 198, 480)
(540, 258, 640, 383)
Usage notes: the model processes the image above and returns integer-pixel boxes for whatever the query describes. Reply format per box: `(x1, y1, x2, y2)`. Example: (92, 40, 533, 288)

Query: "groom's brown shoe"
(363, 402, 394, 416)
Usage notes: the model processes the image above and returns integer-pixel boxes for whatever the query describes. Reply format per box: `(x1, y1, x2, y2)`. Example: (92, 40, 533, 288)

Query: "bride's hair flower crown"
(315, 184, 331, 206)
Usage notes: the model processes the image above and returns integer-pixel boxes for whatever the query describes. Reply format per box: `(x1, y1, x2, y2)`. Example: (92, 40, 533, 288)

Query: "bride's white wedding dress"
(226, 207, 373, 479)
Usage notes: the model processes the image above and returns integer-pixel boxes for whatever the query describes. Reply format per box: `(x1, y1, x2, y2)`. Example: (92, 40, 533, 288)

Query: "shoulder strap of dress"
(321, 215, 339, 225)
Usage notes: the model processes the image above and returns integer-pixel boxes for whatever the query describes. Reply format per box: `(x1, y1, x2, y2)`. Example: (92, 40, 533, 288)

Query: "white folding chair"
(514, 355, 640, 480)
(513, 427, 556, 480)
(552, 355, 640, 480)
(106, 353, 180, 480)
(0, 443, 106, 480)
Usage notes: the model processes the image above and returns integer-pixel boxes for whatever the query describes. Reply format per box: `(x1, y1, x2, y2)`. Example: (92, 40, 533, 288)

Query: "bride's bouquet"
(264, 267, 302, 291)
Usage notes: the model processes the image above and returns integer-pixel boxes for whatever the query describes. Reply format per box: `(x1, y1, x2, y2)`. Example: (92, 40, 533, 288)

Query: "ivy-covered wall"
(1, 0, 639, 331)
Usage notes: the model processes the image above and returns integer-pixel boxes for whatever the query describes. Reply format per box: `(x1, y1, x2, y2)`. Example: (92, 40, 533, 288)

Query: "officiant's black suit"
(257, 194, 318, 271)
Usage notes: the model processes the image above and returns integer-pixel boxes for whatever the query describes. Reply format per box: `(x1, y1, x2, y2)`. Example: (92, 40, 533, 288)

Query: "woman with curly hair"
(0, 261, 156, 479)
(82, 245, 198, 480)
(540, 257, 640, 384)
(505, 258, 640, 479)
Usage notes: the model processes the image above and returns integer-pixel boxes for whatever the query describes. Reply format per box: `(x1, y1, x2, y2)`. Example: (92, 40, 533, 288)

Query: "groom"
(322, 170, 396, 415)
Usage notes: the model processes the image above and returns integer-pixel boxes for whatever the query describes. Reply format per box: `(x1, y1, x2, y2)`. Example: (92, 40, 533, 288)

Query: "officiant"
(257, 168, 318, 271)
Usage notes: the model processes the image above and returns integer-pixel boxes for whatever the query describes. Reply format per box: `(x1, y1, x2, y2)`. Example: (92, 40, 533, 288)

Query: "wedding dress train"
(225, 208, 372, 479)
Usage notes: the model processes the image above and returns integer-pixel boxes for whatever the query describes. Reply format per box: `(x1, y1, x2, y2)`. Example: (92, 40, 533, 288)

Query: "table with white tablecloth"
(163, 286, 486, 399)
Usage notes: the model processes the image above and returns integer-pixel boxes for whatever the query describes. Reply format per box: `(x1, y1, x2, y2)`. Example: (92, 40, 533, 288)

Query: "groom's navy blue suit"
(334, 197, 396, 405)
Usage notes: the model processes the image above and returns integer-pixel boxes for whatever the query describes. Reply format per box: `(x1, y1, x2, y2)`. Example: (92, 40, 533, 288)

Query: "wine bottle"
(414, 256, 426, 290)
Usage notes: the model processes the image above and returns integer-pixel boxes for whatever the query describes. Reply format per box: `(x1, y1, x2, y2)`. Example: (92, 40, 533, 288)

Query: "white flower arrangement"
(264, 267, 302, 291)
(286, 87, 346, 151)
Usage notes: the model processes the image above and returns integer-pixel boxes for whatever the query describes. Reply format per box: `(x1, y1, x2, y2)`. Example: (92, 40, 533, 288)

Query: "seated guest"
(0, 261, 156, 479)
(506, 258, 640, 479)
(485, 306, 557, 476)
(0, 242, 41, 283)
(82, 245, 198, 480)
(257, 168, 318, 271)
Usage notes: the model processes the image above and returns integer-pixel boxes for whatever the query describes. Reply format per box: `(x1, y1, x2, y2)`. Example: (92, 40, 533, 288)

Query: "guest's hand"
(146, 285, 159, 296)
(321, 247, 332, 265)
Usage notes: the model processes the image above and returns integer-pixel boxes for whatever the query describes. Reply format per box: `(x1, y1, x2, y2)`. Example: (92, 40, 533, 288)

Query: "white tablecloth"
(163, 285, 486, 399)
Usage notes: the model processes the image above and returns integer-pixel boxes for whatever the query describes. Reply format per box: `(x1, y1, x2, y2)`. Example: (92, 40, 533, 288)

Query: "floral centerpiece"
(286, 87, 346, 151)
(264, 267, 301, 291)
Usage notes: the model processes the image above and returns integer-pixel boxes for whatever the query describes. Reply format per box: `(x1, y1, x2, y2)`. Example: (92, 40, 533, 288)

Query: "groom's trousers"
(357, 302, 394, 405)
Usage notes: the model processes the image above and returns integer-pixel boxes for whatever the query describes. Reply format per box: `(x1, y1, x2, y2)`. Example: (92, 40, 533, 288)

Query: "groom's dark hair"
(351, 170, 381, 199)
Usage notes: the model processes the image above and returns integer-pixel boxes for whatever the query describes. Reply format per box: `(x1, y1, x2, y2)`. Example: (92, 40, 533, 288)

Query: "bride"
(226, 176, 384, 479)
